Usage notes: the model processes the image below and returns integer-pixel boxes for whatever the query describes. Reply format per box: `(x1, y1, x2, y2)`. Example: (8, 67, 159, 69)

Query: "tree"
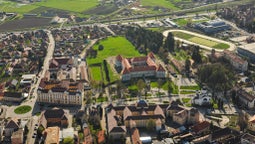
(98, 44, 104, 51)
(157, 79, 163, 96)
(137, 79, 146, 98)
(164, 32, 175, 52)
(185, 58, 191, 73)
(192, 46, 202, 64)
(63, 137, 74, 144)
(146, 119, 156, 131)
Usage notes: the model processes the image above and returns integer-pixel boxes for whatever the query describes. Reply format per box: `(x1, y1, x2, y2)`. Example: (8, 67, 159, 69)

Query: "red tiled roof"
(157, 64, 165, 72)
(116, 55, 123, 61)
(131, 56, 148, 62)
(148, 52, 155, 59)
(130, 66, 156, 72)
(131, 128, 142, 144)
(97, 130, 105, 144)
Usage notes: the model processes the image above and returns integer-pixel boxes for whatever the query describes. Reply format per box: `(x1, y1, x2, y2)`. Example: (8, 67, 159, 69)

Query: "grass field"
(89, 66, 102, 82)
(140, 0, 180, 10)
(36, 0, 99, 13)
(0, 0, 99, 14)
(172, 31, 230, 50)
(180, 85, 200, 90)
(87, 36, 140, 83)
(0, 1, 39, 13)
(87, 37, 140, 64)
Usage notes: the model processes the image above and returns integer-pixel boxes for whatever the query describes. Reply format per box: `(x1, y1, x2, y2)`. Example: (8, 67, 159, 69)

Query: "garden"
(14, 105, 32, 114)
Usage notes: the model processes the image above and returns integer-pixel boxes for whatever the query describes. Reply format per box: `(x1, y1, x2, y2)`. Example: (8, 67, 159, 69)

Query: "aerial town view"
(1, 0, 255, 144)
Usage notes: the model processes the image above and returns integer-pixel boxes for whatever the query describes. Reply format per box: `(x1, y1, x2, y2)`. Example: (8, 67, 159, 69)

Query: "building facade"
(115, 53, 166, 81)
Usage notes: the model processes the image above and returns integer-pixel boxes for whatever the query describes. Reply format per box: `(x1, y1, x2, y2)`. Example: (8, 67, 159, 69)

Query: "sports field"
(89, 66, 102, 82)
(172, 31, 230, 49)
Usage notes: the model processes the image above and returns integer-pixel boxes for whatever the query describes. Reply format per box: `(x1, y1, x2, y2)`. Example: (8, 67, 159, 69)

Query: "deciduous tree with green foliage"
(137, 79, 146, 98)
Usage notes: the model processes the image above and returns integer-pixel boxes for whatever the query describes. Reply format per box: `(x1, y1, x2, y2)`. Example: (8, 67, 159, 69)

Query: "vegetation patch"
(180, 85, 200, 90)
(89, 66, 103, 82)
(14, 105, 32, 114)
(172, 31, 230, 49)
(140, 0, 180, 10)
(180, 91, 195, 94)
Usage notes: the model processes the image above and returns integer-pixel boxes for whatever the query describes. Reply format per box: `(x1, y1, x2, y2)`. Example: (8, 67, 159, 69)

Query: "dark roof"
(44, 108, 65, 119)
(238, 89, 255, 101)
(241, 133, 255, 143)
(51, 87, 67, 92)
(136, 100, 148, 108)
(110, 126, 126, 133)
(113, 106, 126, 111)
(5, 120, 19, 129)
(191, 121, 210, 133)
(126, 115, 164, 120)
(4, 92, 22, 98)
(211, 128, 239, 140)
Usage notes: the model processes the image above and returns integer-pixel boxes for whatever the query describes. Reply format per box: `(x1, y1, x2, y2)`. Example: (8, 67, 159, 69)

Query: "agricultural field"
(0, 0, 99, 14)
(140, 0, 179, 10)
(172, 31, 230, 49)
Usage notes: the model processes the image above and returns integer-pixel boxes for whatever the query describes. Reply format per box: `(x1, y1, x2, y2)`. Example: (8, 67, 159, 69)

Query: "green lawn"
(36, 0, 99, 13)
(0, 1, 39, 13)
(141, 0, 179, 10)
(172, 31, 230, 49)
(182, 98, 191, 103)
(0, 0, 99, 14)
(14, 105, 32, 114)
(87, 36, 140, 65)
(87, 36, 140, 83)
(89, 66, 102, 82)
(173, 18, 188, 26)
(180, 91, 196, 94)
(180, 85, 200, 90)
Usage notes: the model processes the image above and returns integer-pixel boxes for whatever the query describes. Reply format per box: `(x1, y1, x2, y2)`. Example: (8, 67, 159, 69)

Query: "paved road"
(162, 29, 236, 52)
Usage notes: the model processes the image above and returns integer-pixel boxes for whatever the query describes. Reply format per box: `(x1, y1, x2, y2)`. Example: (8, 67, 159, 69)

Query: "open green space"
(89, 66, 102, 82)
(172, 31, 230, 50)
(0, 1, 39, 13)
(87, 36, 140, 64)
(0, 0, 99, 14)
(87, 36, 140, 83)
(14, 105, 32, 114)
(140, 0, 180, 10)
(36, 0, 99, 13)
(180, 85, 200, 90)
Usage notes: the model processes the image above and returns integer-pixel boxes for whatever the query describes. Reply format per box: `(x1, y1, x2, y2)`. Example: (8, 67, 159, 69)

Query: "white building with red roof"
(115, 52, 166, 81)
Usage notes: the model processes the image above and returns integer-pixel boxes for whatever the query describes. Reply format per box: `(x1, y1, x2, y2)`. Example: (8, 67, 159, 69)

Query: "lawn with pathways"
(14, 105, 32, 114)
(172, 31, 230, 50)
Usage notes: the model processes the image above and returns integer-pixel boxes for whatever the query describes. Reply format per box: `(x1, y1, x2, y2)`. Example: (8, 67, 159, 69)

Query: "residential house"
(192, 90, 212, 106)
(11, 129, 23, 144)
(241, 133, 255, 144)
(83, 123, 93, 144)
(131, 128, 142, 144)
(248, 115, 255, 132)
(97, 130, 105, 144)
(39, 108, 68, 128)
(223, 50, 248, 72)
(1, 92, 24, 103)
(4, 119, 21, 137)
(237, 89, 255, 109)
(115, 53, 166, 81)
(43, 127, 60, 144)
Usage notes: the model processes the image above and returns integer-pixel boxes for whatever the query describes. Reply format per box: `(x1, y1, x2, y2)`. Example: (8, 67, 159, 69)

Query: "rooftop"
(44, 127, 60, 144)
(238, 42, 255, 54)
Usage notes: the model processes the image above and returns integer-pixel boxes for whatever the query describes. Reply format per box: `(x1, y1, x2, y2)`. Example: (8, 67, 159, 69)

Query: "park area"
(87, 36, 141, 84)
(172, 31, 230, 50)
(140, 0, 179, 10)
(14, 105, 32, 114)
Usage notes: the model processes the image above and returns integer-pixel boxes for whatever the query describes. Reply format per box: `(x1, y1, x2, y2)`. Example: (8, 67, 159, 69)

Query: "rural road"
(163, 29, 236, 52)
